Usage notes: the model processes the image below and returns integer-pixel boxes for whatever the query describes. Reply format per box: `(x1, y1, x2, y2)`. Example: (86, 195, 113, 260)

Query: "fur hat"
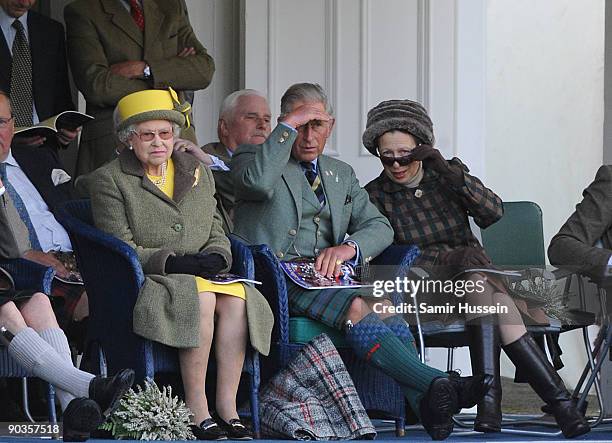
(115, 88, 191, 132)
(362, 99, 434, 156)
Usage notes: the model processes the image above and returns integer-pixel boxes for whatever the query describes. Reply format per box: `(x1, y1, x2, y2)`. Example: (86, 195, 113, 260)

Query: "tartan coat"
(88, 148, 273, 352)
(230, 125, 394, 264)
(548, 165, 612, 280)
(365, 158, 503, 266)
(64, 0, 215, 176)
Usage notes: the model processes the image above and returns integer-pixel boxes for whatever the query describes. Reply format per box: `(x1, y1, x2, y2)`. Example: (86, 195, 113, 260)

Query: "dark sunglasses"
(379, 155, 413, 167)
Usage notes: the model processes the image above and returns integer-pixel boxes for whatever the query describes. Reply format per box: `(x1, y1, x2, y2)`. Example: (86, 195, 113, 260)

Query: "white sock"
(39, 328, 77, 410)
(8, 328, 94, 400)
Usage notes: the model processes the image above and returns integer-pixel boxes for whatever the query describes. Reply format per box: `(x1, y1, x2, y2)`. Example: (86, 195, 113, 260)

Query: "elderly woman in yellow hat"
(88, 88, 273, 440)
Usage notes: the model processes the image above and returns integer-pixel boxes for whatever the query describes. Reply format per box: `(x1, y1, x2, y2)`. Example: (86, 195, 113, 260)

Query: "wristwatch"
(143, 63, 152, 79)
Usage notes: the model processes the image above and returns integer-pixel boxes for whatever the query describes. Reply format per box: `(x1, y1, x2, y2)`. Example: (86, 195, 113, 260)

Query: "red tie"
(129, 0, 145, 31)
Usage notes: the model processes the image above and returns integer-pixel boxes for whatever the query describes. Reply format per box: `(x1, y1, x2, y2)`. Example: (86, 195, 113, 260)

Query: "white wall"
(185, 0, 240, 145)
(485, 0, 606, 386)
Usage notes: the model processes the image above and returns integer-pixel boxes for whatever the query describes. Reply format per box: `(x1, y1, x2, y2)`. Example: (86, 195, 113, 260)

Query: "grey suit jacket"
(230, 125, 394, 263)
(548, 165, 612, 280)
(65, 0, 215, 176)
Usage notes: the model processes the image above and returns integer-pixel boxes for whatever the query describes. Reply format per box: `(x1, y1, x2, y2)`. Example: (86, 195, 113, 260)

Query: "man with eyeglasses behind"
(0, 90, 88, 343)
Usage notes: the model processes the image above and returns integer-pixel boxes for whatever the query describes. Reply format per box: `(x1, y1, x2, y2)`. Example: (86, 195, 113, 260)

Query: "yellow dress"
(147, 159, 245, 300)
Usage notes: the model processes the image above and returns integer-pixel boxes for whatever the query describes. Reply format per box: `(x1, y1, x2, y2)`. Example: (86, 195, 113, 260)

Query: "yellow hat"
(116, 87, 191, 131)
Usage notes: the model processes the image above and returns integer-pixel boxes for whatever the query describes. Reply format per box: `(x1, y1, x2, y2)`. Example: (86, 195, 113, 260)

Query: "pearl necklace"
(151, 161, 168, 187)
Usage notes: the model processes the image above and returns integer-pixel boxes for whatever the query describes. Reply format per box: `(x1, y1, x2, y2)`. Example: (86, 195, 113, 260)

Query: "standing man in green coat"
(230, 82, 492, 440)
(64, 0, 215, 177)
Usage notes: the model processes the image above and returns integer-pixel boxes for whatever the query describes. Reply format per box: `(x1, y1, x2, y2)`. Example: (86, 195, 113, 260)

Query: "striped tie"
(301, 161, 325, 206)
(129, 0, 145, 31)
(9, 19, 33, 127)
(0, 163, 41, 250)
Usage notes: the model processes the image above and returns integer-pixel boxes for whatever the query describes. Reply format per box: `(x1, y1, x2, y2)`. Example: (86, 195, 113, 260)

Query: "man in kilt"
(231, 82, 492, 440)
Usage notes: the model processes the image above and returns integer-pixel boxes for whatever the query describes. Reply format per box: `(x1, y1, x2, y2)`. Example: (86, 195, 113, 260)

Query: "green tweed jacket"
(549, 165, 612, 280)
(65, 0, 215, 176)
(89, 149, 273, 352)
(230, 125, 394, 263)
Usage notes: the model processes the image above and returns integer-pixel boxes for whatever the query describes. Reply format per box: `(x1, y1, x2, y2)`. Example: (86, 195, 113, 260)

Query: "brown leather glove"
(409, 145, 464, 186)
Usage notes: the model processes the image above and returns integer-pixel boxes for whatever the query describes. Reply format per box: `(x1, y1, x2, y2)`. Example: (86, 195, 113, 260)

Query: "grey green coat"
(89, 149, 272, 353)
(230, 125, 394, 263)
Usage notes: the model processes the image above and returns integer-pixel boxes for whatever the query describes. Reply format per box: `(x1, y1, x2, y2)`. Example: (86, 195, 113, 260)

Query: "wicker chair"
(250, 243, 420, 437)
(0, 258, 57, 424)
(56, 199, 262, 437)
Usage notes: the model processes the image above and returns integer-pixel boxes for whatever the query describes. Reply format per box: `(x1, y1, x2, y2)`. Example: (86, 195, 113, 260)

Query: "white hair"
(219, 89, 267, 121)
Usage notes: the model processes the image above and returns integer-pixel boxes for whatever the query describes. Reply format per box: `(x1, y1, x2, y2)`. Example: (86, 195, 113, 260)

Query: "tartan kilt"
(286, 278, 363, 331)
(50, 281, 85, 328)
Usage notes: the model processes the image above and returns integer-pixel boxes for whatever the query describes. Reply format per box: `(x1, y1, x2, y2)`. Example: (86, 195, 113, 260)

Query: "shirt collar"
(0, 8, 28, 39)
(299, 158, 319, 172)
(3, 150, 18, 168)
(225, 147, 234, 158)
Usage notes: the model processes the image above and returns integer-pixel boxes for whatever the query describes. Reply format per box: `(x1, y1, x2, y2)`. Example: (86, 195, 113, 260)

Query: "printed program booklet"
(280, 257, 372, 290)
(15, 111, 94, 138)
(207, 273, 261, 285)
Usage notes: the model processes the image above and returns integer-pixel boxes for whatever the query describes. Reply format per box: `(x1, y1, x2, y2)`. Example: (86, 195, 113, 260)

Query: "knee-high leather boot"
(468, 316, 502, 433)
(503, 333, 590, 439)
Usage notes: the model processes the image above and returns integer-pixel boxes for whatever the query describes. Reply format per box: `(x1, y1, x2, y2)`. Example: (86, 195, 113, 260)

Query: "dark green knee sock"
(383, 315, 423, 415)
(346, 312, 447, 409)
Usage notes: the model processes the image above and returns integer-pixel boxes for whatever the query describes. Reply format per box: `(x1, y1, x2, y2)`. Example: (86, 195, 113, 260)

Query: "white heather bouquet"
(100, 380, 195, 440)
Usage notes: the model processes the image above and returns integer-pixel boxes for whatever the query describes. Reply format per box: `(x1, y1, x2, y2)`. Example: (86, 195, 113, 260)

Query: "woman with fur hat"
(363, 99, 589, 438)
(88, 88, 273, 440)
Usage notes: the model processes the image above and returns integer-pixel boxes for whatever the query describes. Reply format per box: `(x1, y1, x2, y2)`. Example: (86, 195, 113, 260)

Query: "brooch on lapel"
(415, 189, 423, 198)
(324, 170, 339, 182)
(193, 167, 200, 187)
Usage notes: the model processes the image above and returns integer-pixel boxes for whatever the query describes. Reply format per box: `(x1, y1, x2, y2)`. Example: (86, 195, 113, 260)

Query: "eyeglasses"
(379, 155, 414, 167)
(379, 144, 423, 166)
(296, 119, 330, 134)
(131, 128, 174, 142)
(0, 115, 14, 129)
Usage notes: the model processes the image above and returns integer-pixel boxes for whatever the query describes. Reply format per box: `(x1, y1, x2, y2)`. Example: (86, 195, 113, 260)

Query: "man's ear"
(218, 119, 229, 138)
(326, 118, 336, 137)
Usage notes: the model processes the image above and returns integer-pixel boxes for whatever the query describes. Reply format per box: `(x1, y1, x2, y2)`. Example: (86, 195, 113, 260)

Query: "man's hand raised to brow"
(279, 104, 332, 130)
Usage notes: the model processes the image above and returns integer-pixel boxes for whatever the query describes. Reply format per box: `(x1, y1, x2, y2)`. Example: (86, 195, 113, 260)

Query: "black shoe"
(191, 418, 228, 440)
(419, 377, 457, 440)
(446, 371, 494, 412)
(89, 368, 135, 416)
(63, 397, 103, 442)
(214, 415, 253, 440)
(504, 334, 591, 439)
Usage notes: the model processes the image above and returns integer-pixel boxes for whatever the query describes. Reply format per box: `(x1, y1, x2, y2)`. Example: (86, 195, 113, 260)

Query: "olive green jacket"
(88, 149, 272, 353)
(65, 0, 215, 176)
